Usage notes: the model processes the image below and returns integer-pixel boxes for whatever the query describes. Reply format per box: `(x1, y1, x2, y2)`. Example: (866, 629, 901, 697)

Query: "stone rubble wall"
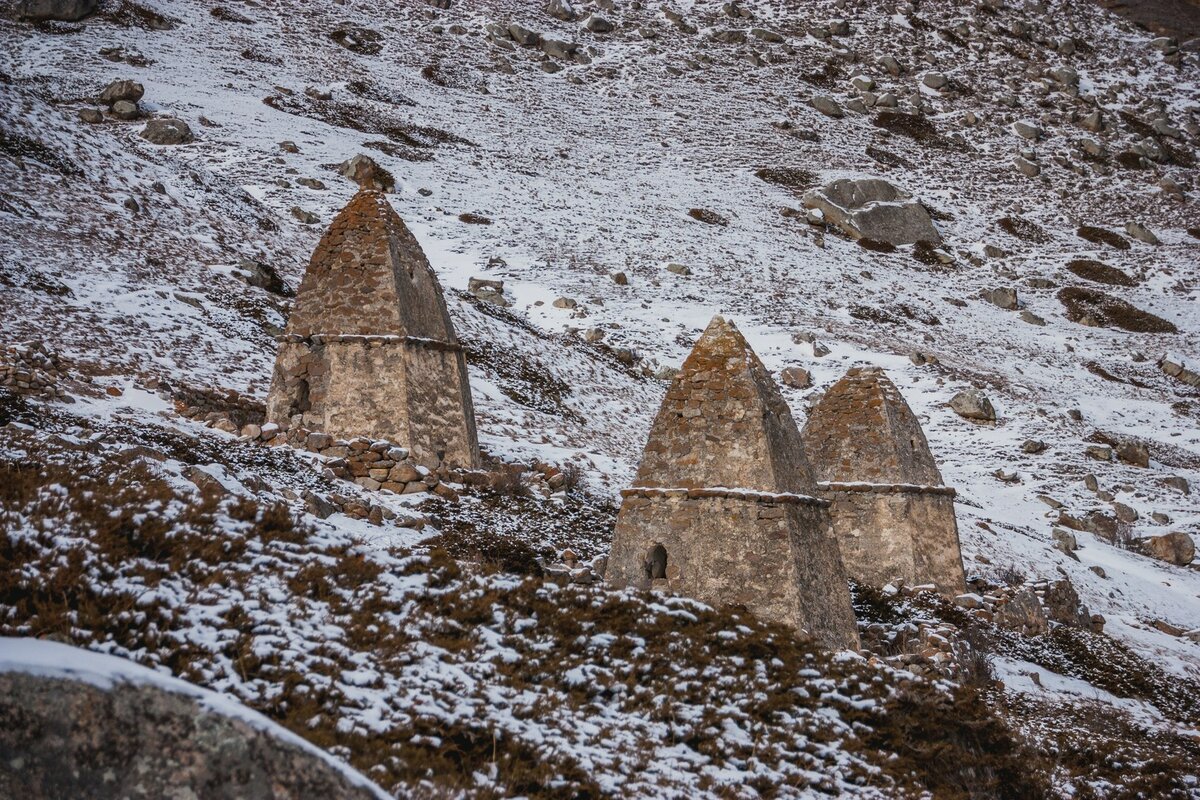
(174, 384, 266, 431)
(608, 493, 860, 650)
(267, 337, 410, 448)
(266, 336, 479, 469)
(0, 340, 82, 402)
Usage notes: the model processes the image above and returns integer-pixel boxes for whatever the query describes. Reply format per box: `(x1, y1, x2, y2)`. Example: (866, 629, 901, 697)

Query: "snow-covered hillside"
(2, 0, 1200, 796)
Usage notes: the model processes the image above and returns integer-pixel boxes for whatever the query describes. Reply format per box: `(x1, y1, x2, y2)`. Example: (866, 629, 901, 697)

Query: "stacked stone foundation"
(608, 489, 860, 650)
(819, 482, 966, 595)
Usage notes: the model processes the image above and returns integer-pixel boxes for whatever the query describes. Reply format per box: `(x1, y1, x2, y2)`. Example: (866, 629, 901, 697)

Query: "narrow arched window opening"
(645, 543, 668, 580)
(290, 378, 311, 416)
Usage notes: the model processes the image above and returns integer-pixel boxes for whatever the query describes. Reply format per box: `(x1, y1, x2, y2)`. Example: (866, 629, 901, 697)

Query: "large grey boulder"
(140, 117, 193, 145)
(1140, 532, 1195, 566)
(0, 639, 388, 800)
(14, 0, 97, 21)
(948, 389, 996, 422)
(98, 79, 144, 106)
(802, 178, 941, 245)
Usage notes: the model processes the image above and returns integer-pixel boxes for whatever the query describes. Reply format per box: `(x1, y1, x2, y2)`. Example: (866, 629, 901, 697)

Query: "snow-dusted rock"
(802, 178, 940, 245)
(140, 117, 193, 145)
(948, 389, 996, 422)
(0, 639, 388, 800)
(1141, 532, 1195, 566)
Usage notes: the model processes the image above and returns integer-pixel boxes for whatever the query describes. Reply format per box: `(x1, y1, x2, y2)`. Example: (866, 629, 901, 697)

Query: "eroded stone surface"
(266, 190, 480, 468)
(607, 316, 859, 650)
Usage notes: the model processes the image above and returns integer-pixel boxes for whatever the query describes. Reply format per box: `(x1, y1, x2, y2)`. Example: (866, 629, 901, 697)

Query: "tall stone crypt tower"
(266, 189, 480, 469)
(607, 316, 860, 650)
(801, 367, 966, 595)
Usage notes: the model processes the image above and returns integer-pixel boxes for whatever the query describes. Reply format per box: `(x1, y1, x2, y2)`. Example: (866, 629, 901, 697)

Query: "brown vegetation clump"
(997, 216, 1051, 243)
(687, 208, 728, 226)
(872, 110, 945, 145)
(753, 167, 817, 194)
(1058, 287, 1178, 333)
(1076, 225, 1130, 250)
(1066, 259, 1137, 286)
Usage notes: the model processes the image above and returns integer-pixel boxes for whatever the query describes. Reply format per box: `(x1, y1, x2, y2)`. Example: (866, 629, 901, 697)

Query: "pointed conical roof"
(802, 367, 943, 485)
(285, 190, 458, 342)
(634, 316, 817, 492)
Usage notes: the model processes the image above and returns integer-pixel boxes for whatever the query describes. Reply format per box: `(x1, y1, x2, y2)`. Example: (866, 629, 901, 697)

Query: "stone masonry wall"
(402, 341, 479, 468)
(822, 487, 966, 595)
(610, 317, 859, 650)
(607, 491, 859, 650)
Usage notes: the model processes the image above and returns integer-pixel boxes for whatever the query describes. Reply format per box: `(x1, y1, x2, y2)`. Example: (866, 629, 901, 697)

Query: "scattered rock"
(1159, 356, 1200, 388)
(1012, 120, 1043, 140)
(1124, 221, 1159, 245)
(98, 79, 144, 106)
(687, 208, 728, 226)
(1114, 439, 1149, 468)
(995, 589, 1048, 636)
(584, 15, 613, 33)
(948, 389, 995, 422)
(802, 178, 940, 245)
(139, 118, 193, 145)
(810, 95, 844, 118)
(780, 366, 811, 389)
(1140, 532, 1195, 566)
(921, 72, 948, 90)
(110, 100, 140, 120)
(545, 0, 575, 21)
(468, 277, 509, 307)
(330, 26, 384, 55)
(553, 297, 577, 309)
(981, 287, 1018, 310)
(1043, 579, 1092, 629)
(1052, 528, 1078, 555)
(78, 107, 103, 124)
(337, 154, 395, 191)
(14, 0, 96, 21)
(1084, 444, 1112, 462)
(0, 642, 385, 799)
(1162, 475, 1190, 495)
(1014, 155, 1040, 177)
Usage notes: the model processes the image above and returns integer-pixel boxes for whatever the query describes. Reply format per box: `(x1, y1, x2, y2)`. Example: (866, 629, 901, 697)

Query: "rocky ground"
(2, 0, 1200, 797)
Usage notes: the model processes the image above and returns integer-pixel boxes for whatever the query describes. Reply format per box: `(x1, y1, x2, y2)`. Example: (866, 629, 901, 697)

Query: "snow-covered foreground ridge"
(0, 0, 1199, 795)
